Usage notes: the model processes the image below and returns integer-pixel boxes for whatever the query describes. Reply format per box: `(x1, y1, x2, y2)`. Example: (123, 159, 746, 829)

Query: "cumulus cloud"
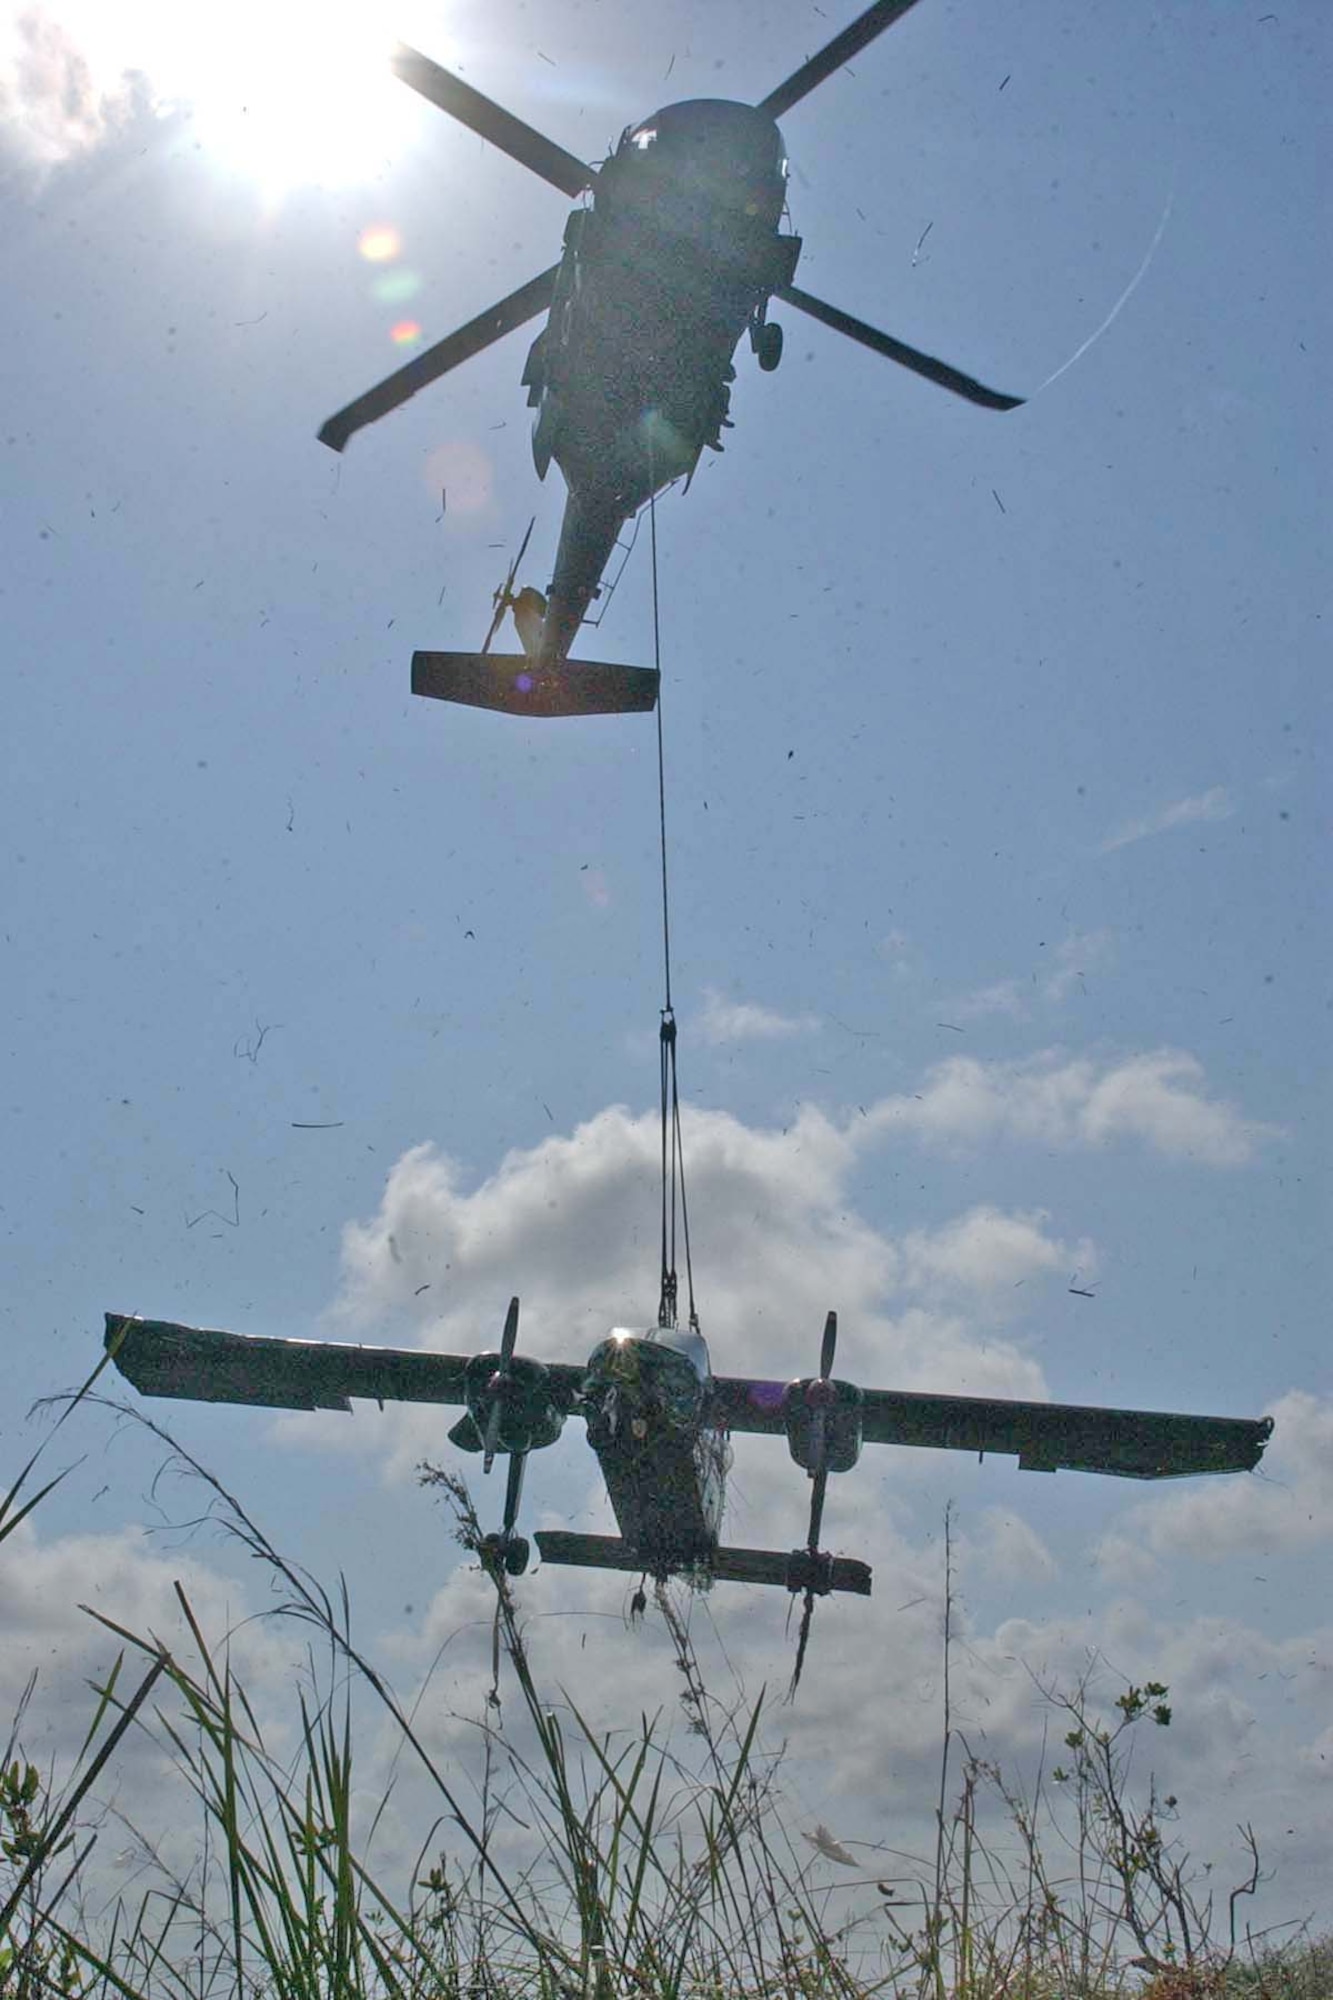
(963, 1507, 1058, 1584)
(0, 1509, 307, 1903)
(1095, 1390, 1333, 1573)
(898, 1204, 1095, 1306)
(861, 1048, 1274, 1165)
(698, 987, 819, 1045)
(1, 8, 154, 168)
(5, 1070, 1321, 1936)
(1, 1, 405, 186)
(299, 1036, 1272, 1488)
(317, 1097, 1061, 1478)
(1100, 785, 1233, 854)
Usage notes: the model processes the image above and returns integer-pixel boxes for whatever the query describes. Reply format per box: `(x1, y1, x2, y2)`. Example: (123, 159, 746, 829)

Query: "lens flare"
(390, 320, 422, 347)
(372, 270, 421, 305)
(358, 225, 401, 263)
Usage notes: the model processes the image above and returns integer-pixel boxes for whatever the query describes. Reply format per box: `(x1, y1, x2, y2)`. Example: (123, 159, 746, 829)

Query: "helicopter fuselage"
(522, 100, 801, 668)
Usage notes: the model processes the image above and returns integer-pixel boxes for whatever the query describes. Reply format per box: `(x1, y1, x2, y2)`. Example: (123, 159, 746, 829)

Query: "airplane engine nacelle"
(782, 1377, 864, 1474)
(449, 1352, 566, 1457)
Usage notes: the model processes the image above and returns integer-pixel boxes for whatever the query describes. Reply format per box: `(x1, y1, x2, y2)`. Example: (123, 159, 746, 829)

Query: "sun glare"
(176, 2, 408, 195)
(358, 225, 402, 262)
(21, 0, 428, 195)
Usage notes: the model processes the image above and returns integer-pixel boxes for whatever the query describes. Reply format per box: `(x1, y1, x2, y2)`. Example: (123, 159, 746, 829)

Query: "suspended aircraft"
(104, 1307, 1271, 1679)
(318, 0, 1024, 719)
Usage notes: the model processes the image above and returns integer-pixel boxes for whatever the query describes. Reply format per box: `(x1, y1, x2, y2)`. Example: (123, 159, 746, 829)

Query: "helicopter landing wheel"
(756, 320, 783, 372)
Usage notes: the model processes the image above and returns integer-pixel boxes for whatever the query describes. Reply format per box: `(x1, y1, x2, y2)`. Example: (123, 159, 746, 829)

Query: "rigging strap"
(648, 482, 697, 1335)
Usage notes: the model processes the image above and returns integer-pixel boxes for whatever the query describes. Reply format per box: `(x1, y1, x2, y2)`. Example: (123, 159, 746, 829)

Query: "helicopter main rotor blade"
(318, 266, 559, 453)
(777, 284, 1024, 411)
(758, 0, 926, 121)
(393, 43, 594, 199)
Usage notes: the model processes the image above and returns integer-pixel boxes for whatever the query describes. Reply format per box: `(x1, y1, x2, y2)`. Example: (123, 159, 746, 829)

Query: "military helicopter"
(318, 0, 1024, 719)
(104, 1306, 1271, 1674)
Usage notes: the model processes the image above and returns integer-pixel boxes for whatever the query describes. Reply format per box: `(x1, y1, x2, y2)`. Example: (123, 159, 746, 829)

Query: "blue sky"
(3, 0, 1329, 1946)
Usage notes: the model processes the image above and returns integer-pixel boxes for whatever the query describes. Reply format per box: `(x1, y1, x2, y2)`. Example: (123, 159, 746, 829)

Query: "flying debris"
(318, 0, 1024, 718)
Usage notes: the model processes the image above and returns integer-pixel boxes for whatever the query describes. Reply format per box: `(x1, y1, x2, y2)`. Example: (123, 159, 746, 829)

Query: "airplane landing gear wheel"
(504, 1534, 530, 1576)
(756, 320, 783, 372)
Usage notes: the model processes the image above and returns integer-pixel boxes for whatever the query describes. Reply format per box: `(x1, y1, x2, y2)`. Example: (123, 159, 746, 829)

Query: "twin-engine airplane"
(318, 0, 1024, 720)
(105, 1307, 1272, 1641)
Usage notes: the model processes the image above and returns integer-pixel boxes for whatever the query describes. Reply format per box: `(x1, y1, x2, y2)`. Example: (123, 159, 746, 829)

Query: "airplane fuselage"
(579, 1322, 729, 1570)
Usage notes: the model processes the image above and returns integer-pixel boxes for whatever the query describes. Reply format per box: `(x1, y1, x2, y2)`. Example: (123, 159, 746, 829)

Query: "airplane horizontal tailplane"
(534, 1530, 872, 1595)
(412, 652, 659, 717)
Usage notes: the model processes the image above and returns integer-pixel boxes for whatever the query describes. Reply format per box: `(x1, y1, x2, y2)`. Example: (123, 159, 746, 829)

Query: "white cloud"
(1095, 1390, 1333, 1572)
(1043, 930, 1113, 1003)
(1100, 785, 1233, 853)
(964, 1508, 1058, 1584)
(317, 1099, 1057, 1482)
(954, 977, 1029, 1021)
(10, 1076, 1324, 1942)
(0, 10, 144, 167)
(698, 987, 819, 1045)
(861, 1048, 1274, 1165)
(899, 1205, 1095, 1303)
(954, 932, 1114, 1022)
(1, 2, 409, 189)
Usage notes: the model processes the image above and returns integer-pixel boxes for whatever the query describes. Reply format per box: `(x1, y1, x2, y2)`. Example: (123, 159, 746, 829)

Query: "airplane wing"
(104, 1314, 586, 1416)
(708, 1376, 1273, 1480)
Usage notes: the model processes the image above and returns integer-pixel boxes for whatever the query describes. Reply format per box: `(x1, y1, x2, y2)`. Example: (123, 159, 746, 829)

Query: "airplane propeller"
(478, 1295, 532, 1575)
(481, 1294, 521, 1473)
(789, 1310, 842, 1694)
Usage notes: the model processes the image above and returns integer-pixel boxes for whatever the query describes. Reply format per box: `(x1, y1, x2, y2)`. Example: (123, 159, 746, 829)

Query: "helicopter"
(318, 0, 1024, 719)
(104, 1306, 1271, 1676)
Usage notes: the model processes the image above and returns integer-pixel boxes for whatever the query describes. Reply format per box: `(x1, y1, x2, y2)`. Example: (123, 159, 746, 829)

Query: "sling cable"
(647, 482, 697, 1341)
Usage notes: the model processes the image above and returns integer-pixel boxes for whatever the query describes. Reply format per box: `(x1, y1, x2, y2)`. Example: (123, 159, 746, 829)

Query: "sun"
(154, 0, 413, 196)
(182, 3, 416, 196)
(12, 0, 429, 196)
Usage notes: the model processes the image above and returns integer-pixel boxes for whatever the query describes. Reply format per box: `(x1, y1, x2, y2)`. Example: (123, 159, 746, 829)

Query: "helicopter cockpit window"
(630, 126, 658, 151)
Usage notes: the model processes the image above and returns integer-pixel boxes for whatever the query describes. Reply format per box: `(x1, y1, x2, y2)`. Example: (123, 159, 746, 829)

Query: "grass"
(2, 1391, 1327, 1998)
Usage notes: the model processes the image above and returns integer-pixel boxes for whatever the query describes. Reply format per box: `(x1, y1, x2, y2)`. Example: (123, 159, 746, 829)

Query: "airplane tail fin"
(534, 1530, 871, 1595)
(412, 651, 659, 718)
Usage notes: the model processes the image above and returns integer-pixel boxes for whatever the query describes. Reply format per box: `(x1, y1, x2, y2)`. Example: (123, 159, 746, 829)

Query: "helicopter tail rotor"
(482, 518, 537, 656)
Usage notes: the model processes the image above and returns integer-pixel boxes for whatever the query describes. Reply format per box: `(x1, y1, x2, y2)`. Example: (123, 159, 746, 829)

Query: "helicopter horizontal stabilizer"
(412, 651, 659, 718)
(534, 1530, 872, 1595)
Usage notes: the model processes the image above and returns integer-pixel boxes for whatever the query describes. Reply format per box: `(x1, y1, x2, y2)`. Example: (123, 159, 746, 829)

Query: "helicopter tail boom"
(412, 651, 659, 718)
